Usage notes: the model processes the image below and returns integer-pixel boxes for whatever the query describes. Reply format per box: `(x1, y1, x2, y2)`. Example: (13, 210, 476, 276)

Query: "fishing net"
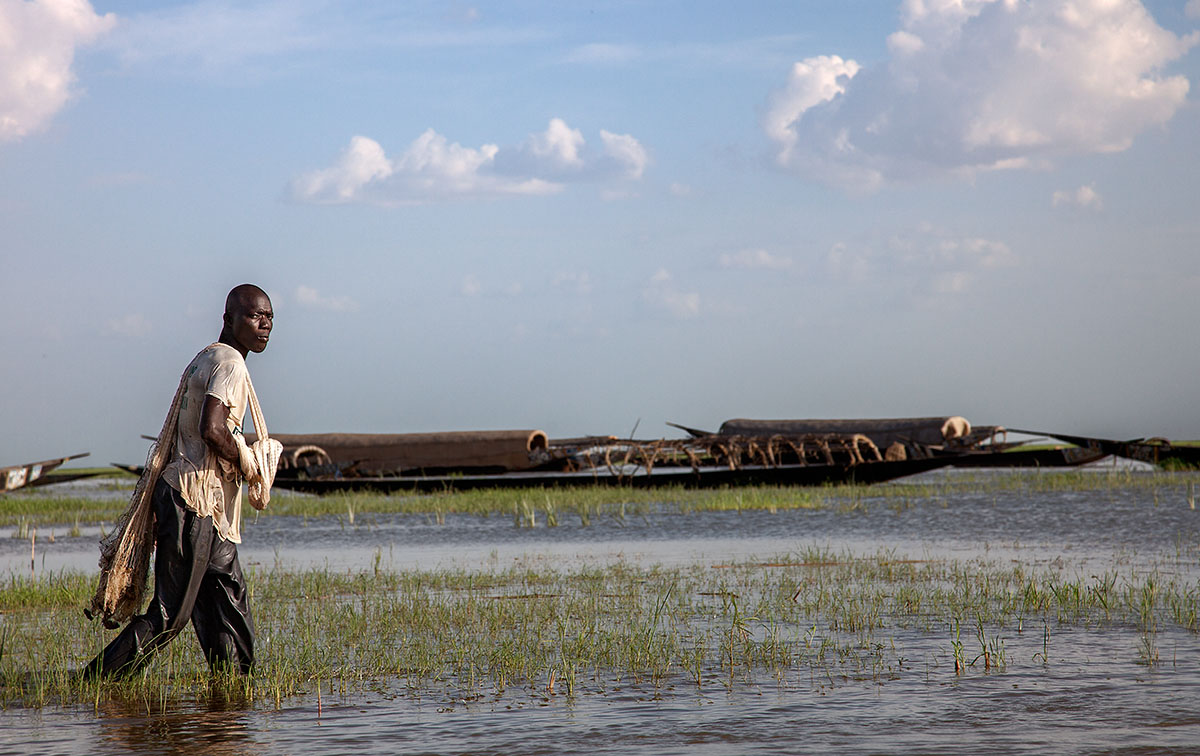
(85, 369, 187, 629)
(238, 388, 282, 510)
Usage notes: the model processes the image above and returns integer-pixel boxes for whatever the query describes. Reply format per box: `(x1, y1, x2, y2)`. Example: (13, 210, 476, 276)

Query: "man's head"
(221, 284, 273, 356)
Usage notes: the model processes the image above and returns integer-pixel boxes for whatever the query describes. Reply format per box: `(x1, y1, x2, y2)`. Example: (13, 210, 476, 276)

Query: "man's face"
(228, 291, 273, 354)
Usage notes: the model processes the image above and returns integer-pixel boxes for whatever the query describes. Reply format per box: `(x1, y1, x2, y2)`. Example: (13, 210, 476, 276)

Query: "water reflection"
(95, 690, 259, 756)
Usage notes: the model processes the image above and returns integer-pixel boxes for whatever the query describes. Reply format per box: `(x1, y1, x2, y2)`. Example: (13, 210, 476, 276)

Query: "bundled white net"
(85, 370, 187, 628)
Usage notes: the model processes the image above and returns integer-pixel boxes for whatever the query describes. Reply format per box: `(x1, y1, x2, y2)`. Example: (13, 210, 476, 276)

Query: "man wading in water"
(85, 284, 281, 677)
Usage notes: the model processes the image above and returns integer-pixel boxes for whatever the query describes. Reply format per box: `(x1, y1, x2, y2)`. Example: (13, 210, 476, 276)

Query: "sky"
(3, 0, 1200, 467)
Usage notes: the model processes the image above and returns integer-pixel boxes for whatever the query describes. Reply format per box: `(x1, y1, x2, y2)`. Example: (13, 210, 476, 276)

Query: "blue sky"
(3, 0, 1200, 466)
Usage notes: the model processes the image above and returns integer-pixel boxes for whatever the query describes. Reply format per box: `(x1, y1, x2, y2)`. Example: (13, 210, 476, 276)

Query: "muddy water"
(4, 468, 1200, 755)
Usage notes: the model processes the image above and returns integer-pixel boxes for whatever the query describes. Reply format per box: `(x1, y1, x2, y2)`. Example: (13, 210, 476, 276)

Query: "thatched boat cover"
(255, 430, 549, 475)
(717, 417, 970, 449)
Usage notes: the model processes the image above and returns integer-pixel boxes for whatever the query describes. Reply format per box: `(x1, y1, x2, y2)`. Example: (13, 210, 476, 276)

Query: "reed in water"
(2, 545, 1196, 709)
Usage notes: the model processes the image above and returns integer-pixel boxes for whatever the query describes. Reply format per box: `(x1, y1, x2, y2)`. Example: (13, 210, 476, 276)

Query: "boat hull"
(269, 456, 955, 494)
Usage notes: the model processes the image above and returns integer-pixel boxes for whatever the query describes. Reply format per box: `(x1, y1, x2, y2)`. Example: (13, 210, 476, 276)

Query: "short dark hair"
(225, 284, 269, 316)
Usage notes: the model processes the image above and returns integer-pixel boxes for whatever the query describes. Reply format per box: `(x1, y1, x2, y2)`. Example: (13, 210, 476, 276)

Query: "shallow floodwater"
(5, 662, 1199, 756)
(4, 466, 1200, 755)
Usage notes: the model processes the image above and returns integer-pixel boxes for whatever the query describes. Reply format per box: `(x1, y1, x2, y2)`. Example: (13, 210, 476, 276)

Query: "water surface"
(4, 467, 1200, 754)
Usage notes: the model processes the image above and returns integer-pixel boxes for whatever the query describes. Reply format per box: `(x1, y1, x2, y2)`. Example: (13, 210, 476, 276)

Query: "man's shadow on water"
(95, 686, 260, 756)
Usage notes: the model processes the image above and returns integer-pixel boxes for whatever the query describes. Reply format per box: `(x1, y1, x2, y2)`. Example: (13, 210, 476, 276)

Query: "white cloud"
(719, 248, 794, 271)
(642, 269, 700, 319)
(0, 0, 115, 142)
(98, 0, 317, 72)
(886, 30, 924, 56)
(292, 130, 560, 205)
(291, 135, 393, 203)
(498, 120, 648, 181)
(295, 284, 358, 312)
(764, 0, 1198, 190)
(525, 118, 585, 170)
(107, 312, 151, 338)
(599, 129, 649, 179)
(1052, 184, 1103, 211)
(293, 119, 646, 205)
(98, 2, 549, 76)
(1188, 0, 1200, 20)
(669, 182, 692, 197)
(763, 55, 861, 166)
(828, 225, 1014, 298)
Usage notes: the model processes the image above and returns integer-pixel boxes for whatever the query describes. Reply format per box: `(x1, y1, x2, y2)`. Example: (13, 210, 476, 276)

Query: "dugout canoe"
(716, 417, 974, 449)
(941, 446, 1107, 468)
(267, 455, 956, 494)
(267, 430, 955, 493)
(250, 430, 550, 477)
(674, 418, 1106, 468)
(1008, 430, 1200, 468)
(1, 453, 92, 493)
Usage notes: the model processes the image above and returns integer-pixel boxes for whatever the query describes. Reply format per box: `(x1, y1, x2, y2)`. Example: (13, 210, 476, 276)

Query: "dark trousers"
(86, 479, 255, 677)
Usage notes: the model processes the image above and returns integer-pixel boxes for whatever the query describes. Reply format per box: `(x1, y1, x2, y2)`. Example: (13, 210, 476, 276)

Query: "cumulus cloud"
(292, 130, 557, 204)
(719, 248, 794, 271)
(764, 0, 1198, 190)
(0, 0, 115, 142)
(495, 119, 648, 180)
(295, 284, 358, 312)
(829, 224, 1014, 298)
(525, 118, 585, 170)
(1052, 184, 1103, 211)
(642, 269, 700, 319)
(599, 129, 649, 179)
(293, 119, 647, 205)
(763, 55, 861, 168)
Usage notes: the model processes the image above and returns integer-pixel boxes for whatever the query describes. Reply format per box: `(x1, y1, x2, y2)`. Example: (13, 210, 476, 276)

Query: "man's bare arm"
(200, 394, 241, 465)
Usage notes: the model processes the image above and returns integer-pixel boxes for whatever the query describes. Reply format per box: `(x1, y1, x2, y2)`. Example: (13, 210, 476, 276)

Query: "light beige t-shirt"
(161, 343, 251, 543)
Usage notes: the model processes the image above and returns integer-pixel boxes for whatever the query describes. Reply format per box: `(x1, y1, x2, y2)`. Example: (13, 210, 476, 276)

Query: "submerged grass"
(6, 466, 1199, 707)
(7, 467, 1200, 531)
(1, 481, 832, 530)
(2, 546, 1198, 709)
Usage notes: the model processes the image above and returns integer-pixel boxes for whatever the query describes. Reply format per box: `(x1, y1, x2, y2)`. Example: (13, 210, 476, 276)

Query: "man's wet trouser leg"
(192, 531, 255, 674)
(85, 479, 253, 677)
